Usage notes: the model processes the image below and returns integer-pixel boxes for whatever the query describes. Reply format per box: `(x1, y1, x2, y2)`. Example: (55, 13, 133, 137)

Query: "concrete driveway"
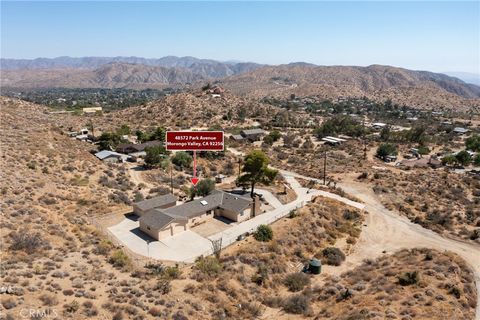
(108, 216, 212, 262)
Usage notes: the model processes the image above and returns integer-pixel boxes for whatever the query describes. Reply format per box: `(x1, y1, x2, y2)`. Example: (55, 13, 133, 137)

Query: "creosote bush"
(320, 247, 346, 266)
(254, 224, 273, 242)
(283, 272, 310, 292)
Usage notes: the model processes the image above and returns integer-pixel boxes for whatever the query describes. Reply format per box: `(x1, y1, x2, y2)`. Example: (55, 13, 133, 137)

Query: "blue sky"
(1, 1, 479, 73)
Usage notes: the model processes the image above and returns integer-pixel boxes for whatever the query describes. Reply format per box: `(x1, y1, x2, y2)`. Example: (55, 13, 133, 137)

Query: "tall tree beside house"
(238, 150, 278, 198)
(144, 145, 169, 168)
(171, 151, 192, 169)
(190, 178, 215, 198)
(98, 132, 124, 151)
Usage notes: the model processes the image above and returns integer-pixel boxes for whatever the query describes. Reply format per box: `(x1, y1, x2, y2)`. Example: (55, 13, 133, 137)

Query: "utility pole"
(362, 117, 367, 160)
(170, 162, 173, 194)
(323, 149, 327, 185)
(237, 158, 242, 180)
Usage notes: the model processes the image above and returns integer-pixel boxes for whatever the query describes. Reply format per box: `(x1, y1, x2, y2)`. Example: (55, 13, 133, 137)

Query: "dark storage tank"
(308, 259, 321, 274)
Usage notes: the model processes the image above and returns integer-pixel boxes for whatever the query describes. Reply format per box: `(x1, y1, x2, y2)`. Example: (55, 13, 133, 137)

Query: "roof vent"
(200, 200, 208, 206)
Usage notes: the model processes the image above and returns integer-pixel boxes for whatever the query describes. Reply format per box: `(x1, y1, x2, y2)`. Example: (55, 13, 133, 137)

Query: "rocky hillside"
(0, 63, 204, 89)
(220, 64, 480, 110)
(0, 56, 263, 81)
(105, 90, 278, 129)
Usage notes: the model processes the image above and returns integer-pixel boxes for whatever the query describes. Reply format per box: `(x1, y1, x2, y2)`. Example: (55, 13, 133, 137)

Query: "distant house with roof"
(230, 129, 265, 142)
(453, 127, 470, 135)
(138, 190, 260, 240)
(94, 150, 129, 163)
(240, 128, 265, 141)
(116, 140, 163, 155)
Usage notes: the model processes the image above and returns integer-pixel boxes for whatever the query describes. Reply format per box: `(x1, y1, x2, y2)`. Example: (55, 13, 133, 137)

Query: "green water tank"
(308, 259, 322, 274)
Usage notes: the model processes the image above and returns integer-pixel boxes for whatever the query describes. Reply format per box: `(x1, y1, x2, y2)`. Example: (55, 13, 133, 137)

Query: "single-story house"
(371, 122, 387, 130)
(230, 134, 245, 141)
(453, 127, 470, 135)
(239, 129, 265, 141)
(133, 194, 177, 216)
(82, 107, 102, 114)
(322, 136, 347, 146)
(139, 190, 260, 240)
(116, 140, 163, 154)
(95, 150, 129, 163)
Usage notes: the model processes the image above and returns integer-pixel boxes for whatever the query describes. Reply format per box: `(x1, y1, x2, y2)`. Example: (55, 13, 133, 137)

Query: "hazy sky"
(1, 1, 479, 73)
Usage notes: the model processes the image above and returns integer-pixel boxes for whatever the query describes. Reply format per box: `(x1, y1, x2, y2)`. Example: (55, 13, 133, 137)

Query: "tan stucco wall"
(139, 219, 159, 239)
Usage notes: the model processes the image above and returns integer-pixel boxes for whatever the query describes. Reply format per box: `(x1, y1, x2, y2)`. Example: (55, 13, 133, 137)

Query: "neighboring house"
(239, 129, 265, 141)
(453, 127, 470, 135)
(133, 194, 177, 216)
(95, 150, 129, 163)
(230, 134, 245, 141)
(82, 107, 102, 114)
(371, 122, 387, 130)
(139, 190, 260, 240)
(321, 136, 347, 146)
(116, 140, 163, 154)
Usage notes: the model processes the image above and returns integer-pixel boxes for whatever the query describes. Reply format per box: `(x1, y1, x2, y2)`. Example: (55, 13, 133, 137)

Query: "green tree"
(455, 150, 471, 166)
(191, 178, 215, 197)
(144, 145, 168, 168)
(254, 224, 273, 242)
(98, 132, 124, 151)
(465, 135, 480, 152)
(376, 143, 398, 160)
(171, 151, 193, 169)
(116, 124, 131, 136)
(238, 150, 278, 198)
(417, 146, 430, 155)
(148, 127, 166, 142)
(441, 154, 457, 166)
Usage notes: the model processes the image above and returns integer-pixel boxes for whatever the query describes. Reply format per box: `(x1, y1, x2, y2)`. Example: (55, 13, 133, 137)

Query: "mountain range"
(1, 56, 479, 110)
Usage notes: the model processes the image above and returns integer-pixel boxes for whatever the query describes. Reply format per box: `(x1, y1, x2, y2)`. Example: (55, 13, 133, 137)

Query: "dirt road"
(276, 169, 480, 319)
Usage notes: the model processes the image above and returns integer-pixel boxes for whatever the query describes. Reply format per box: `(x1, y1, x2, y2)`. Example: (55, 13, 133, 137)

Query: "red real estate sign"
(165, 131, 224, 151)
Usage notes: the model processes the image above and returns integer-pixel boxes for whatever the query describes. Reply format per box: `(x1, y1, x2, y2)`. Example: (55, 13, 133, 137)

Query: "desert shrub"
(1, 298, 16, 309)
(251, 264, 269, 285)
(254, 225, 273, 242)
(154, 279, 171, 294)
(283, 294, 312, 315)
(162, 265, 182, 280)
(343, 209, 360, 221)
(283, 272, 310, 292)
(357, 172, 368, 180)
(195, 256, 222, 277)
(39, 294, 58, 306)
(9, 230, 47, 253)
(113, 311, 124, 320)
(321, 247, 345, 266)
(288, 210, 297, 219)
(397, 271, 420, 286)
(93, 239, 113, 255)
(109, 250, 130, 268)
(64, 300, 80, 314)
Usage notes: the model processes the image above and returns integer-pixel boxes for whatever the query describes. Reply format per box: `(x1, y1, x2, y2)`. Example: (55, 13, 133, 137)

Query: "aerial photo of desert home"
(0, 1, 479, 319)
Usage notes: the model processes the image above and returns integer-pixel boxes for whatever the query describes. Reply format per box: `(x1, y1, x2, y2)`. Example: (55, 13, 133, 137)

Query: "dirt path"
(276, 168, 480, 319)
(337, 179, 480, 319)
